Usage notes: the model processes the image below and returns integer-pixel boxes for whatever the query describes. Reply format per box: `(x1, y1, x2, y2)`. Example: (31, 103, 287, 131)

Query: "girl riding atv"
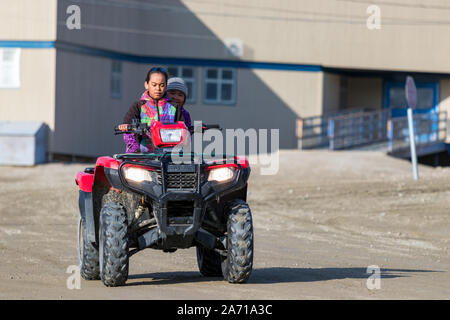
(78, 68, 253, 288)
(118, 67, 190, 153)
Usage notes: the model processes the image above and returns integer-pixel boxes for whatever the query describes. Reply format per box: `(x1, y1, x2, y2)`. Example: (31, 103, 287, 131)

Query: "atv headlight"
(208, 167, 235, 183)
(160, 129, 183, 143)
(123, 167, 153, 183)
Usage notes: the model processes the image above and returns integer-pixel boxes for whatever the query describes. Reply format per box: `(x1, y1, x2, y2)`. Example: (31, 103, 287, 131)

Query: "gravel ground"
(0, 150, 449, 299)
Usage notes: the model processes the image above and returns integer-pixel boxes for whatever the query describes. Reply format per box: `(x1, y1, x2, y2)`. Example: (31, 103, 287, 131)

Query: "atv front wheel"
(77, 217, 100, 280)
(99, 203, 129, 287)
(221, 200, 254, 283)
(196, 246, 222, 277)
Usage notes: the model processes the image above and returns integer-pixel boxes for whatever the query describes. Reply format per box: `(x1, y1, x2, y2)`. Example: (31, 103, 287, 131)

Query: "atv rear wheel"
(196, 246, 223, 277)
(221, 200, 254, 283)
(99, 203, 129, 287)
(77, 217, 100, 280)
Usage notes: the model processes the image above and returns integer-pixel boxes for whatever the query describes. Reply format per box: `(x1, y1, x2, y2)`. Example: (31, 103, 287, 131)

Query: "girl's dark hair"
(145, 67, 168, 83)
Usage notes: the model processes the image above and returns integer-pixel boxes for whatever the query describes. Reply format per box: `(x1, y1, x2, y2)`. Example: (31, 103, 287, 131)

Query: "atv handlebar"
(114, 121, 222, 135)
(188, 124, 222, 134)
(201, 124, 221, 130)
(114, 123, 148, 135)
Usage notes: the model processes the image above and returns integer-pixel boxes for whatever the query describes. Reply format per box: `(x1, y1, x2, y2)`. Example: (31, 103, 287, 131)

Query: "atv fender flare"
(91, 157, 122, 244)
(78, 190, 96, 244)
(76, 157, 121, 246)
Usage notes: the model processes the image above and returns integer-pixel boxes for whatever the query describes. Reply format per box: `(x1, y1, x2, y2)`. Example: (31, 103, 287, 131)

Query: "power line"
(183, 0, 369, 19)
(67, 0, 191, 13)
(66, 0, 387, 21)
(62, 0, 450, 26)
(57, 21, 218, 40)
(335, 0, 450, 10)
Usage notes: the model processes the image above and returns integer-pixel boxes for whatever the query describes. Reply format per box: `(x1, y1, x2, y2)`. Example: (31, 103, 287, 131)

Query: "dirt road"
(0, 150, 449, 299)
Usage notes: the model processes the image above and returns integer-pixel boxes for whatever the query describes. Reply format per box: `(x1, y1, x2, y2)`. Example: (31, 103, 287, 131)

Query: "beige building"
(1, 0, 450, 157)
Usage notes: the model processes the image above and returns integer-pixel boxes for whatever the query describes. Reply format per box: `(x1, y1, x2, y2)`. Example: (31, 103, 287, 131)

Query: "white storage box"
(0, 121, 47, 166)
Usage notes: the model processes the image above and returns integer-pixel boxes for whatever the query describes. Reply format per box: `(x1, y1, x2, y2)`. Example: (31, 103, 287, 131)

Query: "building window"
(203, 68, 236, 105)
(0, 48, 21, 88)
(389, 87, 434, 110)
(110, 60, 122, 99)
(384, 81, 438, 118)
(167, 66, 196, 103)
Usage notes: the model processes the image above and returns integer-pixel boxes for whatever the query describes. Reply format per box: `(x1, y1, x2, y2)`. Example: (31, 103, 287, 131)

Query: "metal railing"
(296, 115, 329, 149)
(297, 108, 375, 149)
(388, 111, 447, 155)
(298, 109, 447, 153)
(328, 109, 390, 150)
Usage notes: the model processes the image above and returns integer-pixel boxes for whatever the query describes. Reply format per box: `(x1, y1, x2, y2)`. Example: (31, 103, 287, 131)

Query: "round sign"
(405, 76, 417, 109)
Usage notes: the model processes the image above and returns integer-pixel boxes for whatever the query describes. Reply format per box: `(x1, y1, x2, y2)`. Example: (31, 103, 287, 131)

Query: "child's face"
(167, 90, 186, 107)
(145, 73, 166, 100)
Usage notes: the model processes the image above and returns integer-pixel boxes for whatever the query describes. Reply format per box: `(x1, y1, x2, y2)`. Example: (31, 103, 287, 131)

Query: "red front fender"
(95, 156, 120, 170)
(75, 157, 121, 192)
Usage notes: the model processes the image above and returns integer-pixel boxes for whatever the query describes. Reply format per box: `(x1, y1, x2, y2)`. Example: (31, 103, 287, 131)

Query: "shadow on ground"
(125, 267, 440, 286)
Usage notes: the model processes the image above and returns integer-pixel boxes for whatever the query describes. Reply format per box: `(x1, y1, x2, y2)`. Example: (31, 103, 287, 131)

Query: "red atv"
(75, 120, 253, 287)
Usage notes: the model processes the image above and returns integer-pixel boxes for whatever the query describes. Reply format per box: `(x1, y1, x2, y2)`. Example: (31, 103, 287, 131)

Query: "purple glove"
(123, 133, 140, 153)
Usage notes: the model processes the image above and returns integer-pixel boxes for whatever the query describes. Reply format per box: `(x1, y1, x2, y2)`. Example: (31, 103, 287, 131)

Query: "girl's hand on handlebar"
(118, 124, 129, 131)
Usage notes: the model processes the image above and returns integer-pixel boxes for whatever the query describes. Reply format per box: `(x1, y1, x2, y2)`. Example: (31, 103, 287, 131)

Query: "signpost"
(405, 76, 418, 180)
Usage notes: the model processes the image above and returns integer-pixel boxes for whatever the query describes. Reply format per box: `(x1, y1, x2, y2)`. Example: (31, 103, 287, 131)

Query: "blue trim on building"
(54, 41, 323, 72)
(1, 40, 322, 71)
(0, 41, 55, 48)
